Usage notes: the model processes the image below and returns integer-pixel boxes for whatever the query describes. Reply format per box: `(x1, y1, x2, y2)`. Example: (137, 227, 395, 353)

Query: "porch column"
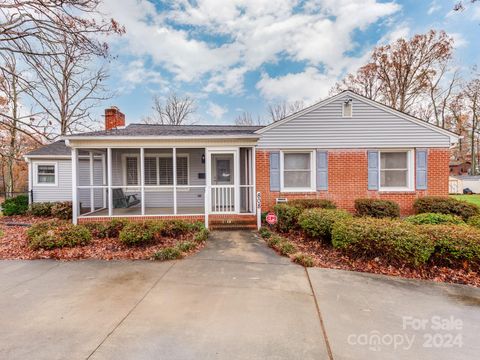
(140, 147, 145, 215)
(107, 148, 113, 216)
(173, 147, 177, 215)
(71, 148, 78, 224)
(234, 148, 240, 213)
(205, 147, 210, 228)
(102, 154, 107, 208)
(89, 151, 95, 213)
(252, 146, 257, 215)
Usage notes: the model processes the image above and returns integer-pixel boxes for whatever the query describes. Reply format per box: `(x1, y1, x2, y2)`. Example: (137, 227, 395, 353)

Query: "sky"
(96, 0, 480, 125)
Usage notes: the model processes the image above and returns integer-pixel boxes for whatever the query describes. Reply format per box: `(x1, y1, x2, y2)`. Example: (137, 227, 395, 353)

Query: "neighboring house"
(449, 160, 471, 176)
(24, 91, 459, 227)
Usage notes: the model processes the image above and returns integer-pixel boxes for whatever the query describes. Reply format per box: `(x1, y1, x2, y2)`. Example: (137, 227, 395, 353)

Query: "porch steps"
(209, 217, 257, 231)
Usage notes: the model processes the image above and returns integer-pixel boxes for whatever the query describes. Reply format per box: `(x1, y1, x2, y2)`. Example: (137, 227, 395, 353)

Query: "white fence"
(449, 176, 480, 194)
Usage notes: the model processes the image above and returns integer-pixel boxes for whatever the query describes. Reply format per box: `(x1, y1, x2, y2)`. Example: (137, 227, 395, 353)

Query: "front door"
(209, 152, 237, 213)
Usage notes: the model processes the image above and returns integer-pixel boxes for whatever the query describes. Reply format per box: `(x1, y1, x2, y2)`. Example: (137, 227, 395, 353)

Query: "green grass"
(450, 194, 480, 207)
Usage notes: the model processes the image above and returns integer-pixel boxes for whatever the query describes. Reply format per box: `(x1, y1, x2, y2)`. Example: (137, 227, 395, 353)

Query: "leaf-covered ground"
(276, 231, 480, 288)
(0, 217, 204, 261)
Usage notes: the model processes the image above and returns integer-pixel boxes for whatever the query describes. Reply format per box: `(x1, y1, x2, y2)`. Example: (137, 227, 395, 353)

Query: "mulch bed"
(277, 231, 480, 288)
(0, 217, 204, 261)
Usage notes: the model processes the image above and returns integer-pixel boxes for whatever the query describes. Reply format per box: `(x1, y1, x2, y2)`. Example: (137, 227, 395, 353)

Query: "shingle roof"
(70, 124, 264, 137)
(25, 140, 70, 157)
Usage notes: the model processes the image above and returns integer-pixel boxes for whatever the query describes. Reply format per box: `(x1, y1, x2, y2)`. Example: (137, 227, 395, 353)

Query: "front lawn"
(451, 194, 480, 207)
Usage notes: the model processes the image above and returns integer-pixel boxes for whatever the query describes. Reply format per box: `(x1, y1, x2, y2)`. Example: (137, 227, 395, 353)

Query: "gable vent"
(342, 99, 353, 117)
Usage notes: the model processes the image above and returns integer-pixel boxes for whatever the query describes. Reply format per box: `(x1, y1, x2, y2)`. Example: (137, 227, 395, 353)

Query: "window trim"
(121, 153, 190, 188)
(34, 161, 58, 187)
(378, 149, 414, 192)
(280, 150, 316, 193)
(342, 99, 353, 117)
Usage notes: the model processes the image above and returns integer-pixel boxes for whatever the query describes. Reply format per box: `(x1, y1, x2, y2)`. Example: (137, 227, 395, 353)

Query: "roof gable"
(256, 90, 459, 142)
(256, 91, 458, 149)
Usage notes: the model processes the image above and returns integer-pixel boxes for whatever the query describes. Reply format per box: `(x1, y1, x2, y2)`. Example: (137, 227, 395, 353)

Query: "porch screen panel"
(126, 157, 138, 185)
(176, 156, 188, 185)
(144, 157, 158, 185)
(159, 157, 173, 185)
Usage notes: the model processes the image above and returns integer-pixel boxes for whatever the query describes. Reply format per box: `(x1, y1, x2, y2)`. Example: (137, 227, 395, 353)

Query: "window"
(281, 151, 314, 191)
(125, 157, 138, 185)
(123, 154, 189, 186)
(36, 163, 57, 185)
(380, 151, 412, 190)
(343, 99, 352, 117)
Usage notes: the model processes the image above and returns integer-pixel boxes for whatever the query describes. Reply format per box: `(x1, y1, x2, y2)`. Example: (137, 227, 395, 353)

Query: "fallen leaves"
(281, 231, 480, 288)
(0, 220, 204, 261)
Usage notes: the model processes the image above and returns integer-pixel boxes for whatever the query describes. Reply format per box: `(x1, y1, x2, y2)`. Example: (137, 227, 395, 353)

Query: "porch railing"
(211, 185, 235, 213)
(240, 185, 255, 213)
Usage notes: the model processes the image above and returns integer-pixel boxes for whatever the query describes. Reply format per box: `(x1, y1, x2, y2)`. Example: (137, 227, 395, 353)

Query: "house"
(24, 91, 459, 227)
(449, 160, 471, 176)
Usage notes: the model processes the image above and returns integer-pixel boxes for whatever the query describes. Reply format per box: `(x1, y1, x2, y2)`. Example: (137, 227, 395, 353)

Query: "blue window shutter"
(367, 151, 379, 190)
(270, 151, 280, 191)
(416, 149, 428, 190)
(316, 150, 328, 191)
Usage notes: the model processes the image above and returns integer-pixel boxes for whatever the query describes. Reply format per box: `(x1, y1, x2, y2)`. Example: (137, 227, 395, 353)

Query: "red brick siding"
(256, 148, 450, 215)
(78, 215, 204, 224)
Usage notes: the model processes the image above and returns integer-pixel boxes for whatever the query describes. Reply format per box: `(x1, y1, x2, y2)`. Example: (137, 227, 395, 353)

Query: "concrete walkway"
(0, 231, 479, 360)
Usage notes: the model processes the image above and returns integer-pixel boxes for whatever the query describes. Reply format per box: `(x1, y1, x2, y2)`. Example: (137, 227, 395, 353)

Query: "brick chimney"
(105, 106, 125, 130)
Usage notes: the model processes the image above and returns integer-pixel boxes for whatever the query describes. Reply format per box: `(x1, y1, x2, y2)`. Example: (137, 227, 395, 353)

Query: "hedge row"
(332, 217, 480, 270)
(0, 196, 73, 219)
(27, 219, 208, 250)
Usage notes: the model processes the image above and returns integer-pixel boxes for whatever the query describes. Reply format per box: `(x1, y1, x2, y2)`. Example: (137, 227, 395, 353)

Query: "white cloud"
(116, 59, 167, 93)
(206, 102, 228, 120)
(100, 0, 401, 95)
(256, 67, 335, 103)
(450, 32, 469, 48)
(427, 1, 441, 15)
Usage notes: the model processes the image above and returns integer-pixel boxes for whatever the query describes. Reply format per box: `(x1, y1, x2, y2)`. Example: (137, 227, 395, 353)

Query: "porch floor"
(81, 207, 205, 217)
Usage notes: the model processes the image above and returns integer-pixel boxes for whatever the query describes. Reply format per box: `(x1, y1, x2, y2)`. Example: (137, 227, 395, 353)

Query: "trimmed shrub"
(194, 228, 209, 243)
(299, 208, 352, 242)
(27, 222, 91, 250)
(259, 226, 272, 239)
(266, 234, 283, 248)
(293, 253, 315, 267)
(51, 201, 73, 220)
(288, 199, 336, 210)
(177, 241, 196, 252)
(332, 217, 434, 267)
(152, 247, 183, 261)
(30, 202, 54, 217)
(273, 204, 301, 232)
(278, 241, 297, 256)
(467, 215, 480, 229)
(118, 222, 153, 246)
(419, 225, 480, 270)
(413, 196, 479, 221)
(160, 220, 191, 237)
(405, 213, 464, 226)
(1, 195, 29, 216)
(354, 199, 400, 218)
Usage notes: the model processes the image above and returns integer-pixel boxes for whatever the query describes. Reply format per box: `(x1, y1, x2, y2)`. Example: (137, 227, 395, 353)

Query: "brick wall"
(256, 148, 450, 215)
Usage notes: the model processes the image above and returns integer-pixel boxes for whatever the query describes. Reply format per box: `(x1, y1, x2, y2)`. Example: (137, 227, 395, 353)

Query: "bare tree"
(143, 93, 196, 125)
(0, 54, 45, 194)
(268, 100, 304, 122)
(24, 34, 111, 136)
(463, 78, 480, 175)
(0, 0, 124, 58)
(233, 111, 266, 126)
(332, 30, 454, 114)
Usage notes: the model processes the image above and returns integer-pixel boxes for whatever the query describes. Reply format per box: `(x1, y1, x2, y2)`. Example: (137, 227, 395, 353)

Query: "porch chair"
(112, 188, 141, 208)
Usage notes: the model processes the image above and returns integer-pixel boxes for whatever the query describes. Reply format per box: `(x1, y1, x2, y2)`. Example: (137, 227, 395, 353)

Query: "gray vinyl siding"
(257, 94, 451, 148)
(31, 159, 72, 202)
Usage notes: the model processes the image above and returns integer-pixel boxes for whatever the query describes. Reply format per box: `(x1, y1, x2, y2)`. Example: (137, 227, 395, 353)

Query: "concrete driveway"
(0, 231, 479, 360)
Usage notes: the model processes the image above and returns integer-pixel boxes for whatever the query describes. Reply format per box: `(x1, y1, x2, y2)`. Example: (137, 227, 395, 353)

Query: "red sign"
(266, 212, 277, 225)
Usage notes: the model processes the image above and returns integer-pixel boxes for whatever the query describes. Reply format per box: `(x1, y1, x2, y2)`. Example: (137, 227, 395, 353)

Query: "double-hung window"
(124, 154, 189, 186)
(281, 151, 314, 192)
(379, 150, 413, 191)
(35, 163, 57, 186)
